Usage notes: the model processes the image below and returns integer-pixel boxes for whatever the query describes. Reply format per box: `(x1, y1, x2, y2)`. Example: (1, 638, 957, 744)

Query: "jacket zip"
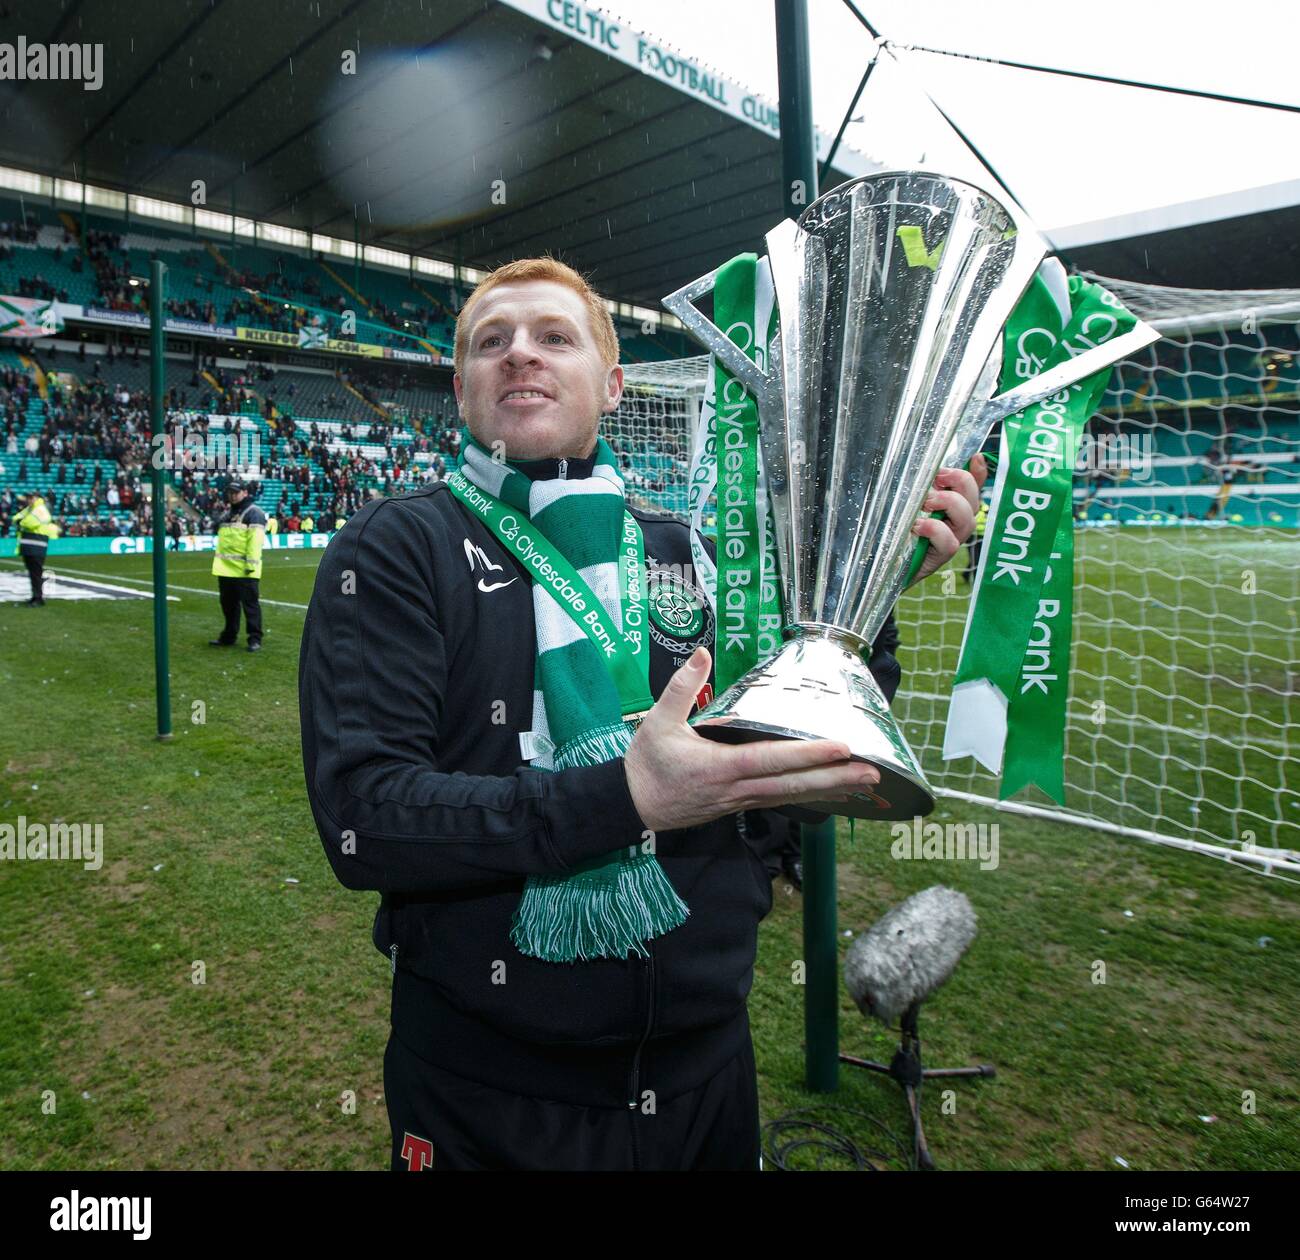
(627, 942, 656, 1111)
(624, 946, 655, 1175)
(390, 943, 398, 976)
(557, 458, 568, 479)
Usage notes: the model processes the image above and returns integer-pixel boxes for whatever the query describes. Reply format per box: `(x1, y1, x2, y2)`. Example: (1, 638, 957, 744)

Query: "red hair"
(454, 256, 619, 376)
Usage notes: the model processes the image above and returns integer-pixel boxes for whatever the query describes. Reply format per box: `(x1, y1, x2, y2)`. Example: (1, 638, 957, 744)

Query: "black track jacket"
(299, 453, 902, 1108)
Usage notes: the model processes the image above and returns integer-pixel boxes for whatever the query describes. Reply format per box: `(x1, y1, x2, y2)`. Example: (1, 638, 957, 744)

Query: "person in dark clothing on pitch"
(13, 491, 59, 606)
(209, 479, 266, 652)
(298, 258, 982, 1171)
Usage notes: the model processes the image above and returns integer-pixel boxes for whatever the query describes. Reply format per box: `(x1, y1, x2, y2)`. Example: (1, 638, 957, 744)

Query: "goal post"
(608, 274, 1300, 877)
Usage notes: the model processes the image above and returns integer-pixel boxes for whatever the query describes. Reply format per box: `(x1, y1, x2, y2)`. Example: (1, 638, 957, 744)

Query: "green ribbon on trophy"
(686, 253, 784, 693)
(943, 267, 1137, 801)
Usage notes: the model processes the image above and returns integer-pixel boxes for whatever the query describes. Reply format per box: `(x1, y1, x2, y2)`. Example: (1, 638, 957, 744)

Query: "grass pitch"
(0, 534, 1296, 1170)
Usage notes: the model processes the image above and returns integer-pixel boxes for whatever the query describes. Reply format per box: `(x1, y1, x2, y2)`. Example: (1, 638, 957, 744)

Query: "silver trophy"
(664, 170, 1159, 820)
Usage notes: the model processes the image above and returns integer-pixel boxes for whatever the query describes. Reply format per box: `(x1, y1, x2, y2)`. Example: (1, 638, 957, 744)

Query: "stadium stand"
(0, 191, 707, 544)
(0, 196, 695, 365)
(1089, 325, 1300, 526)
(10, 192, 1294, 538)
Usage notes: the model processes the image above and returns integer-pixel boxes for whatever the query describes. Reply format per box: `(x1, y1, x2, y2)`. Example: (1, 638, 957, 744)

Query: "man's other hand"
(623, 647, 879, 833)
(908, 453, 989, 585)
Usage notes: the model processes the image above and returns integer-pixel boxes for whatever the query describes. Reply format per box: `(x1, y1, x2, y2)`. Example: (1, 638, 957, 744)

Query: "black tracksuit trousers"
(21, 551, 45, 603)
(384, 1026, 762, 1172)
(216, 575, 263, 644)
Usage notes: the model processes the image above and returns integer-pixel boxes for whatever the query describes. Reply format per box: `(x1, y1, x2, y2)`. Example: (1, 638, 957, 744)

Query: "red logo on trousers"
(400, 1131, 434, 1171)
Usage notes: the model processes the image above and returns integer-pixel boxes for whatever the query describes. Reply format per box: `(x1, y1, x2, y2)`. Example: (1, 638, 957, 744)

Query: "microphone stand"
(839, 1002, 995, 1171)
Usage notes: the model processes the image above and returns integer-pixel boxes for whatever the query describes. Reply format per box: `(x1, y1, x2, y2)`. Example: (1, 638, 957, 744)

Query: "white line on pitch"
(0, 562, 309, 610)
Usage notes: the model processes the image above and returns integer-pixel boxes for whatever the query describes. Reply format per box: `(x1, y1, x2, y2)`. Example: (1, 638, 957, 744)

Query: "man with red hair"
(300, 256, 981, 1170)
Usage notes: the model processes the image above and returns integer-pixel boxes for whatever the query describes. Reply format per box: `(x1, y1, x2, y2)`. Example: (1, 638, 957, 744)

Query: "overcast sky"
(609, 0, 1300, 233)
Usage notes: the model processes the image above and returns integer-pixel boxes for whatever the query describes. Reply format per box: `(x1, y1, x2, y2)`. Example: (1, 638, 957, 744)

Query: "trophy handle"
(661, 269, 775, 401)
(906, 318, 1162, 587)
(977, 320, 1162, 433)
(663, 225, 815, 623)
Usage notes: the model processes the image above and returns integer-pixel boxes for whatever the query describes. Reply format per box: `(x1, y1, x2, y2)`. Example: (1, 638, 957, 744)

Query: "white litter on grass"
(1123, 910, 1135, 918)
(152, 864, 164, 872)
(83, 989, 95, 997)
(81, 1092, 91, 1101)
(1257, 936, 1273, 948)
(284, 877, 300, 885)
(1114, 1156, 1130, 1168)
(1199, 1115, 1217, 1124)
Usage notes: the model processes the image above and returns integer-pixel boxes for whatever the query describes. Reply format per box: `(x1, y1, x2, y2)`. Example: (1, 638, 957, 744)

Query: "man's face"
(454, 280, 623, 461)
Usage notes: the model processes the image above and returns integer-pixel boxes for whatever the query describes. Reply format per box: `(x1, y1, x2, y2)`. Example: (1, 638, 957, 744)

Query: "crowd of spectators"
(209, 256, 442, 349)
(0, 345, 157, 535)
(13, 272, 68, 304)
(0, 483, 158, 537)
(84, 226, 143, 312)
(0, 218, 40, 245)
(358, 294, 436, 344)
(0, 218, 61, 298)
(1, 338, 469, 543)
(231, 404, 462, 523)
(167, 293, 220, 324)
(221, 294, 304, 333)
(233, 264, 323, 302)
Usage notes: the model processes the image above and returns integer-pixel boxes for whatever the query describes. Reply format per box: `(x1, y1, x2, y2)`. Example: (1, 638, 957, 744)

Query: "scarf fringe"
(551, 720, 635, 770)
(519, 720, 689, 963)
(511, 855, 689, 963)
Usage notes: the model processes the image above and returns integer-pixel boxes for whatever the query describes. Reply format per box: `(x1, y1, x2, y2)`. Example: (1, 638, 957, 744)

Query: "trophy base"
(691, 631, 935, 821)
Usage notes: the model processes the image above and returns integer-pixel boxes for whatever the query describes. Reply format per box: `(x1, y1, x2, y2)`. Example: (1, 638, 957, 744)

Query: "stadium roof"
(0, 0, 873, 309)
(1050, 177, 1300, 291)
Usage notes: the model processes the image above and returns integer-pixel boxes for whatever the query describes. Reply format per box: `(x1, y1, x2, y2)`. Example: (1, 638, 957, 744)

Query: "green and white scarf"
(446, 428, 689, 963)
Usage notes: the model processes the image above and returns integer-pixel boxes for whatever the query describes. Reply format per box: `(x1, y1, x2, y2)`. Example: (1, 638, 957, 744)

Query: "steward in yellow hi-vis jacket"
(13, 491, 60, 606)
(210, 479, 267, 653)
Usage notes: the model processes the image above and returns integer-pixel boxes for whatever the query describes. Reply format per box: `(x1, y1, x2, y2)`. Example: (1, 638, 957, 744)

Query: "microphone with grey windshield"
(840, 886, 994, 1171)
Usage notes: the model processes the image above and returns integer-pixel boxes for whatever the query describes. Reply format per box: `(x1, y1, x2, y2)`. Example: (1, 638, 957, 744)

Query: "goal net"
(610, 274, 1300, 877)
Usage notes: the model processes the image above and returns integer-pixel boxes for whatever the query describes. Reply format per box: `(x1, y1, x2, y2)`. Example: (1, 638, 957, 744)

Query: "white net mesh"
(609, 357, 707, 516)
(611, 277, 1300, 876)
